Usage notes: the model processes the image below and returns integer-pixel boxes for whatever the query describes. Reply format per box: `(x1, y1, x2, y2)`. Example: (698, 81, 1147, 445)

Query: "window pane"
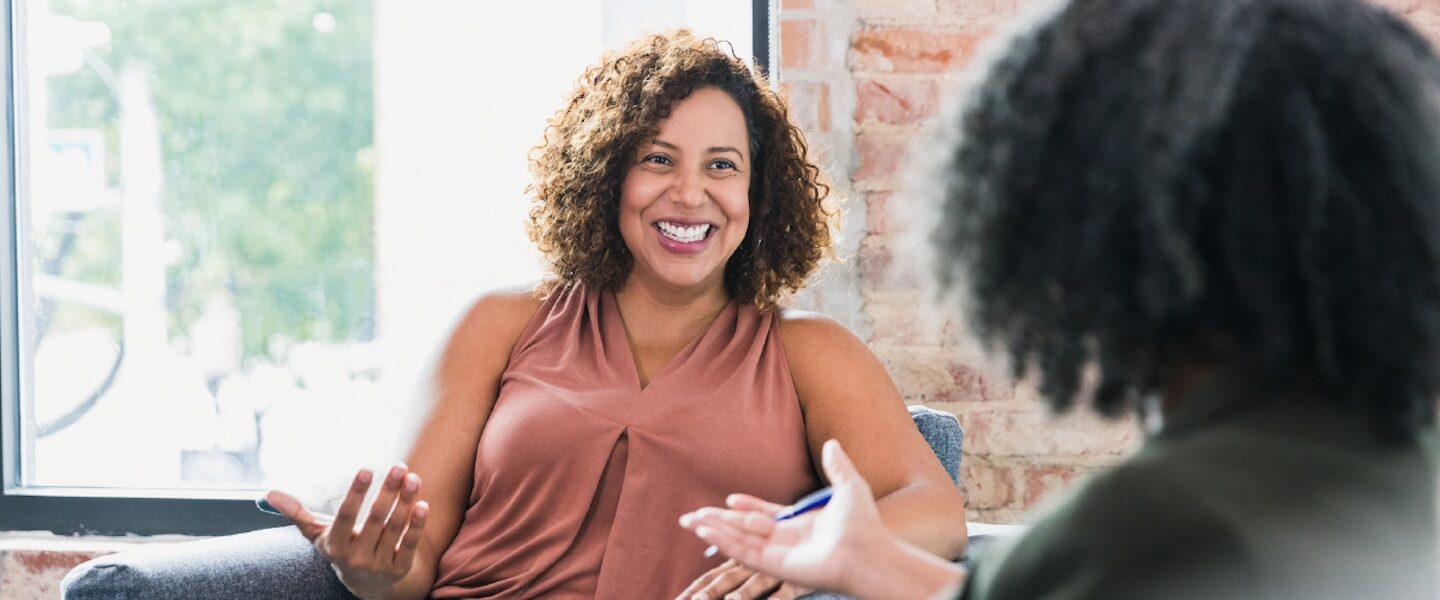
(19, 0, 754, 494)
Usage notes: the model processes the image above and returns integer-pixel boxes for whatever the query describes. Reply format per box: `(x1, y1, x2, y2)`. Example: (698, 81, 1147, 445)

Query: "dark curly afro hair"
(933, 0, 1440, 440)
(527, 30, 834, 309)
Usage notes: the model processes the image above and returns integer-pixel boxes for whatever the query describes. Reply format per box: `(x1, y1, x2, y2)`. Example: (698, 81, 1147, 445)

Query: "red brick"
(781, 19, 822, 71)
(859, 244, 920, 292)
(858, 0, 939, 23)
(852, 132, 909, 183)
(780, 81, 831, 132)
(1, 549, 112, 598)
(946, 359, 1019, 403)
(939, 0, 1025, 19)
(14, 550, 95, 574)
(1023, 465, 1083, 506)
(963, 463, 1015, 509)
(868, 294, 941, 346)
(866, 191, 894, 234)
(855, 77, 941, 125)
(851, 27, 987, 73)
(933, 361, 992, 403)
(957, 407, 1141, 458)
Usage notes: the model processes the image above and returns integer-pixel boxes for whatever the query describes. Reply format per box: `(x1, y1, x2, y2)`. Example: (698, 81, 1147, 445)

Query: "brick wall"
(778, 0, 1440, 523)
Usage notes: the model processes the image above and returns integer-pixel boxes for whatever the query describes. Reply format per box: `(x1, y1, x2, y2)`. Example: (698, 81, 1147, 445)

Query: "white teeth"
(657, 221, 712, 244)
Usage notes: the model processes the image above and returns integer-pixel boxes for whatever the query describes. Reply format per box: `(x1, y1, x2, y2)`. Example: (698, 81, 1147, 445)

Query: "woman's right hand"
(265, 464, 430, 600)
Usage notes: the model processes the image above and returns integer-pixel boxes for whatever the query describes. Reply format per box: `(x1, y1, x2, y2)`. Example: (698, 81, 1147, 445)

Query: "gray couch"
(62, 405, 990, 599)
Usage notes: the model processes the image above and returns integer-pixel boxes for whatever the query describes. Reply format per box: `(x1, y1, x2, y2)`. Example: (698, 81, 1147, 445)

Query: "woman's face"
(619, 86, 752, 295)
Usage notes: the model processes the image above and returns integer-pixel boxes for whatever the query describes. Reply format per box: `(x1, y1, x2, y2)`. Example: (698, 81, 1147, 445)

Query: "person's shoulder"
(775, 307, 863, 351)
(448, 282, 546, 355)
(468, 282, 545, 324)
(773, 307, 896, 403)
(973, 457, 1254, 600)
(1042, 450, 1241, 544)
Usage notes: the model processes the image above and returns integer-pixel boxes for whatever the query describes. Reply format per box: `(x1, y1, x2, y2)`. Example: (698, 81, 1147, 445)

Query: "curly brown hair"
(527, 30, 834, 309)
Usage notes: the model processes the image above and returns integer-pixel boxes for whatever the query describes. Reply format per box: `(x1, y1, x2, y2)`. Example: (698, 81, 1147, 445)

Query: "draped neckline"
(602, 288, 736, 393)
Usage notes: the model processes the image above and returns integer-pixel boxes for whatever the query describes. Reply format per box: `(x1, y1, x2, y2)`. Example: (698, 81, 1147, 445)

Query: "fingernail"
(692, 594, 707, 600)
(678, 514, 692, 527)
(703, 545, 719, 558)
(415, 502, 429, 518)
(390, 465, 406, 481)
(404, 473, 419, 493)
(725, 594, 740, 600)
(357, 469, 373, 485)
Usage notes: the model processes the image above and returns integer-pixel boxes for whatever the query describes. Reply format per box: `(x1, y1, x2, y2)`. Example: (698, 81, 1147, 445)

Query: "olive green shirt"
(964, 377, 1438, 599)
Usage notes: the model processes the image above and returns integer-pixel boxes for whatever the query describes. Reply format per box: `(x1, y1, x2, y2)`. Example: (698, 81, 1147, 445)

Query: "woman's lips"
(653, 221, 715, 255)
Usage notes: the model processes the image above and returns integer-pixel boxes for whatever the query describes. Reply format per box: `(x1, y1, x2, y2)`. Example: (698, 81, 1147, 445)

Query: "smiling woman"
(252, 31, 968, 600)
(528, 31, 833, 309)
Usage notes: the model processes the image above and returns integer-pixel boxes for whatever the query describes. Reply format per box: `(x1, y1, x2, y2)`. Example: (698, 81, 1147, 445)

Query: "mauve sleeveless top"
(430, 283, 820, 599)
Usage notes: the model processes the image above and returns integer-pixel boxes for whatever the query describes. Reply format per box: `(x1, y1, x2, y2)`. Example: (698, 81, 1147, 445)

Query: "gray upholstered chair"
(62, 405, 990, 599)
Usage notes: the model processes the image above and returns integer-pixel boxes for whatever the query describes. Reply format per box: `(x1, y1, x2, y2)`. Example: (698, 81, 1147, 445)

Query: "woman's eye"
(710, 159, 736, 170)
(644, 154, 672, 165)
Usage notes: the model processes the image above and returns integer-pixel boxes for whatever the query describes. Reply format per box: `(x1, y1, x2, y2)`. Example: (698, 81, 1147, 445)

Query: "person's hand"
(676, 536, 814, 600)
(265, 464, 430, 600)
(679, 440, 886, 594)
(675, 494, 813, 600)
(675, 557, 813, 600)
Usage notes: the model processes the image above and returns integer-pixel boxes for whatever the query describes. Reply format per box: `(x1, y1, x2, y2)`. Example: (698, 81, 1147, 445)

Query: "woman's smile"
(653, 220, 718, 253)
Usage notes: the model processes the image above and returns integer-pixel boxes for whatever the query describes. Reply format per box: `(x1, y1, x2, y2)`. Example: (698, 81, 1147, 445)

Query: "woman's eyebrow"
(651, 139, 744, 159)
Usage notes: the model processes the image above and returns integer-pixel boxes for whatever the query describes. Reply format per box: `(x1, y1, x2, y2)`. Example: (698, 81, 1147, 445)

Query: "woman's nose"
(668, 170, 705, 207)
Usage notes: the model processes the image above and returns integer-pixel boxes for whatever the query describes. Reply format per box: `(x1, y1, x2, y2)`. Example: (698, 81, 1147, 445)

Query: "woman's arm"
(780, 310, 970, 560)
(377, 287, 543, 599)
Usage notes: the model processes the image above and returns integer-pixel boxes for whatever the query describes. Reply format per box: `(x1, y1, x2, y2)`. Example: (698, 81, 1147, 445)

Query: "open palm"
(681, 440, 886, 593)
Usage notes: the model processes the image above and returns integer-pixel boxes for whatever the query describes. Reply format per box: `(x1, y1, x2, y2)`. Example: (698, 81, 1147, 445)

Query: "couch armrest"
(908, 405, 964, 487)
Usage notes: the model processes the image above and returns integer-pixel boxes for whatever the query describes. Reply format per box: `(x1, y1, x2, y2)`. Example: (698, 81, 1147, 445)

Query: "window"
(2, 0, 774, 536)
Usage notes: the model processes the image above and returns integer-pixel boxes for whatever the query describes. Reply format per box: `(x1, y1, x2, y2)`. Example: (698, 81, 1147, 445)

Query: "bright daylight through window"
(17, 0, 755, 499)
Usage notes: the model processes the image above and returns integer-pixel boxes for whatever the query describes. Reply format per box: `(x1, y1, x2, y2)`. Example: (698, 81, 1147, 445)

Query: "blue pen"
(775, 487, 833, 521)
(703, 487, 833, 557)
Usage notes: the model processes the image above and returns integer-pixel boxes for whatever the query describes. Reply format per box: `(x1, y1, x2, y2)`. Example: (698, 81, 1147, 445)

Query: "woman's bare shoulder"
(467, 283, 546, 328)
(774, 307, 882, 388)
(441, 283, 547, 372)
(776, 307, 864, 354)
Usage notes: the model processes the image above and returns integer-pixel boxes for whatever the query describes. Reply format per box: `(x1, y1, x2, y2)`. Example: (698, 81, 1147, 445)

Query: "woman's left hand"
(676, 558, 813, 600)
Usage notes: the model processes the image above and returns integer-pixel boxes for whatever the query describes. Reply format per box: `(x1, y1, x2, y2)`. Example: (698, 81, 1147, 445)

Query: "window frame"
(0, 0, 776, 537)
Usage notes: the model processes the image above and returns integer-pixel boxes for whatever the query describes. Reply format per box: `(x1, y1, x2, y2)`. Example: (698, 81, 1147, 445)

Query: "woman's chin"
(633, 268, 724, 294)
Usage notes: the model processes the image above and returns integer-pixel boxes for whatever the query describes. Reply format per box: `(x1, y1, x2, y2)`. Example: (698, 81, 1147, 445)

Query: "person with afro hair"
(683, 0, 1440, 597)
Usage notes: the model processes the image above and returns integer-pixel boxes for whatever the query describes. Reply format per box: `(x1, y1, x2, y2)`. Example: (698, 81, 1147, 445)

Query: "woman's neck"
(613, 274, 730, 348)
